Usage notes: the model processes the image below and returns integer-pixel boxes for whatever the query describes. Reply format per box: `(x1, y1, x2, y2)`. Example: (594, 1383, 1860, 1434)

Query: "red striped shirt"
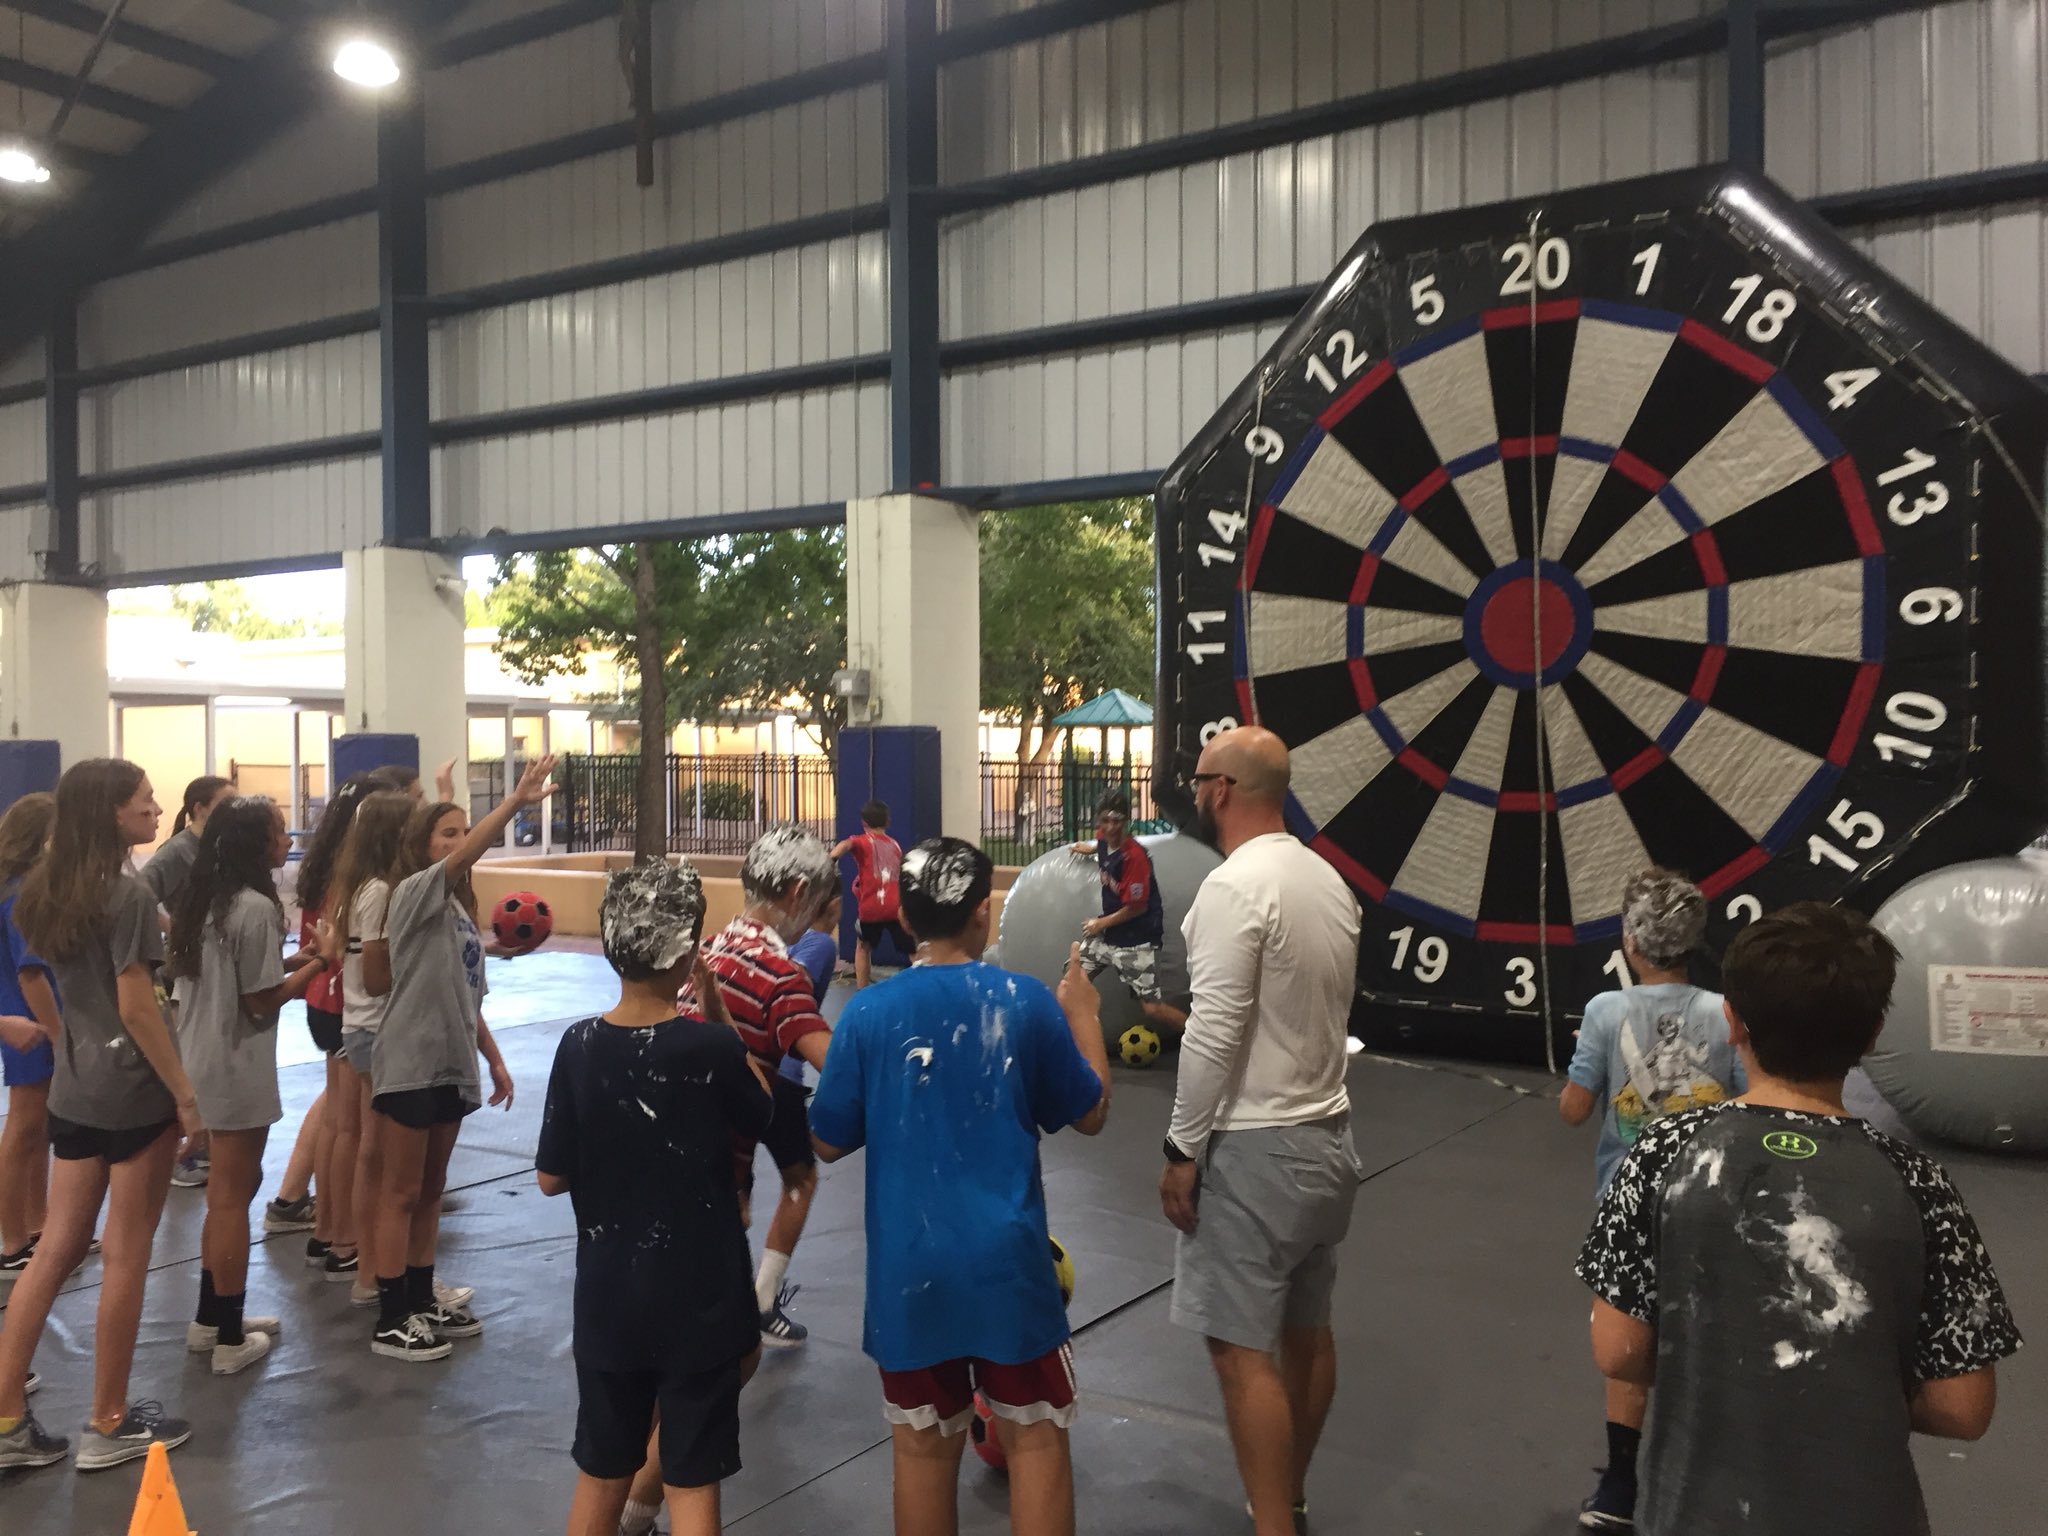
(694, 916, 830, 1067)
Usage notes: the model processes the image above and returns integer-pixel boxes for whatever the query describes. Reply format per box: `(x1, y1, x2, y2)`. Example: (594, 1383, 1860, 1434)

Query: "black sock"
(377, 1274, 410, 1328)
(196, 1269, 218, 1327)
(406, 1264, 434, 1313)
(216, 1292, 246, 1348)
(1605, 1420, 1642, 1486)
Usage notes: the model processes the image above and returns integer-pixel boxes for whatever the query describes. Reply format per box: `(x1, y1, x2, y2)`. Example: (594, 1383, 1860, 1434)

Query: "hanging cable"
(46, 0, 136, 146)
(1522, 208, 1559, 1075)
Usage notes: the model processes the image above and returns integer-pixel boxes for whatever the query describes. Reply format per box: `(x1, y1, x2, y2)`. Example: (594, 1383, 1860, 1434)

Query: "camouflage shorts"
(1078, 934, 1161, 1003)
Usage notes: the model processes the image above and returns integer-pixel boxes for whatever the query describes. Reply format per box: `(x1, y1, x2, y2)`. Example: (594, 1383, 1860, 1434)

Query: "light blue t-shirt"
(1567, 981, 1746, 1195)
(809, 960, 1102, 1373)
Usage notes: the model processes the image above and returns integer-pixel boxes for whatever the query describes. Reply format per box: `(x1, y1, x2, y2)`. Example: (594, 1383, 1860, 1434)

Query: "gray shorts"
(1170, 1115, 1361, 1352)
(341, 1027, 376, 1076)
(1078, 934, 1161, 1003)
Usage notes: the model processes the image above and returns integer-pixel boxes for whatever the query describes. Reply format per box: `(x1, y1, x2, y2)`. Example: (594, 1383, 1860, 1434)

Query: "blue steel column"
(377, 81, 432, 546)
(41, 297, 80, 580)
(1726, 0, 1765, 171)
(886, 0, 942, 490)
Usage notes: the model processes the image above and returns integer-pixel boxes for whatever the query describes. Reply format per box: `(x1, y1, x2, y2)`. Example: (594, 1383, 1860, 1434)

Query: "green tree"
(486, 533, 849, 851)
(979, 499, 1154, 765)
(167, 579, 338, 640)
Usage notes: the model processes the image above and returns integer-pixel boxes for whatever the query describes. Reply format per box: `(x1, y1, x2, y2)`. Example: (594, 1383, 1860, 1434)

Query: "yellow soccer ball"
(1049, 1234, 1076, 1307)
(1118, 1024, 1162, 1067)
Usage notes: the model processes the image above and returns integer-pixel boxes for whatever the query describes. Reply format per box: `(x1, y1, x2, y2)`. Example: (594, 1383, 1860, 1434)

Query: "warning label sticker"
(1927, 965, 2048, 1056)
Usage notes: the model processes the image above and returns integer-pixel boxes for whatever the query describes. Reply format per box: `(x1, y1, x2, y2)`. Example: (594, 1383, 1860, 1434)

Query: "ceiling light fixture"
(0, 144, 50, 184)
(333, 36, 401, 89)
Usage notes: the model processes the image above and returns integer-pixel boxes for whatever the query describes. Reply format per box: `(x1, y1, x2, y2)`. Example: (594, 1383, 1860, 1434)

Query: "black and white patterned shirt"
(1577, 1102, 2021, 1536)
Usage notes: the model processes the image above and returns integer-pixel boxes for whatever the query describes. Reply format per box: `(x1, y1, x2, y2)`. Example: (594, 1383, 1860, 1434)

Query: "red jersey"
(691, 916, 830, 1067)
(847, 829, 903, 923)
(299, 903, 342, 1013)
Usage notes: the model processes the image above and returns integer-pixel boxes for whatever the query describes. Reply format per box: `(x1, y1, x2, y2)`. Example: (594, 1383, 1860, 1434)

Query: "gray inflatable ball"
(994, 833, 1222, 1039)
(1867, 854, 2048, 1153)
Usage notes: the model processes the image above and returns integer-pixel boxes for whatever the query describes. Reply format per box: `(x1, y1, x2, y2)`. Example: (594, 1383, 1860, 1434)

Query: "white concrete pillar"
(844, 493, 980, 840)
(0, 582, 111, 765)
(343, 546, 468, 792)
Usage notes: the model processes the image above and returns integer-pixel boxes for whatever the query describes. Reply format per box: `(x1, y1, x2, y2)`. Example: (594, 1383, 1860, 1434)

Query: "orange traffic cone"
(127, 1441, 195, 1536)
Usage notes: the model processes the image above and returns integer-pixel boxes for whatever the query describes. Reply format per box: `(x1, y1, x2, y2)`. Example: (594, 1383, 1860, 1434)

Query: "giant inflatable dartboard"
(1155, 167, 2048, 1064)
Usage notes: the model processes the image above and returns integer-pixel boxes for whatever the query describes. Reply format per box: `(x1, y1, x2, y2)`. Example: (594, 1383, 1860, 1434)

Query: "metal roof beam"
(0, 52, 176, 127)
(0, 0, 239, 75)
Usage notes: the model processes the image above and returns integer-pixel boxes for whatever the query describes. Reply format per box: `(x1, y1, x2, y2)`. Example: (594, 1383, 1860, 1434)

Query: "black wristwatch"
(1162, 1137, 1195, 1165)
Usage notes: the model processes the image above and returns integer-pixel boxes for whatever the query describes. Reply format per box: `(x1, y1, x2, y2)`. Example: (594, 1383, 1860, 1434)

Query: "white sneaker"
(434, 1279, 475, 1310)
(210, 1331, 273, 1376)
(188, 1317, 281, 1352)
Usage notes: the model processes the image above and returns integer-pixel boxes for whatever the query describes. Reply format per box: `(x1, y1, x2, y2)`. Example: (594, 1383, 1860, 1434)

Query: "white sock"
(619, 1497, 660, 1536)
(755, 1249, 791, 1314)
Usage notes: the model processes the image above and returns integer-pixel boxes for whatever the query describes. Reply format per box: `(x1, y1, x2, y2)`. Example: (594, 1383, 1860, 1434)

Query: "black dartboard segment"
(1154, 167, 2048, 1065)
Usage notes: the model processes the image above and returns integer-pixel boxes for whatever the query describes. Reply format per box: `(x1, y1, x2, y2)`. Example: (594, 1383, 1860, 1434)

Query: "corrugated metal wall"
(425, 0, 888, 170)
(427, 87, 887, 290)
(79, 218, 378, 367)
(0, 400, 45, 487)
(1767, 0, 2048, 373)
(433, 379, 891, 540)
(17, 0, 2045, 583)
(85, 458, 379, 580)
(0, 343, 43, 389)
(937, 0, 1719, 486)
(79, 335, 380, 475)
(141, 100, 378, 247)
(432, 231, 887, 417)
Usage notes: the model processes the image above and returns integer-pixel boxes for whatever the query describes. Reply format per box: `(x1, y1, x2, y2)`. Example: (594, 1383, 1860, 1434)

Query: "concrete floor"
(0, 956, 2041, 1534)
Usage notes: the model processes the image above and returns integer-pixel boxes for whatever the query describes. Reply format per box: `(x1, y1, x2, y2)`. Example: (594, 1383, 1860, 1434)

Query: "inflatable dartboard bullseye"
(1155, 166, 2048, 1065)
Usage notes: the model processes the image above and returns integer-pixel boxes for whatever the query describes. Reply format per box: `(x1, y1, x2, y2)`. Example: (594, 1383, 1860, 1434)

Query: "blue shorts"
(1, 1033, 53, 1089)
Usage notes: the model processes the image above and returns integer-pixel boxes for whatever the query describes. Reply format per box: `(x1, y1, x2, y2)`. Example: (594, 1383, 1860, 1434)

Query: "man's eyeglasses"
(1186, 772, 1236, 789)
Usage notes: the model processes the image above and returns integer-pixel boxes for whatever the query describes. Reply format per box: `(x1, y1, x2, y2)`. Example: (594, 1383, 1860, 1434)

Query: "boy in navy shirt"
(1071, 791, 1185, 1037)
(536, 860, 773, 1536)
(811, 837, 1112, 1535)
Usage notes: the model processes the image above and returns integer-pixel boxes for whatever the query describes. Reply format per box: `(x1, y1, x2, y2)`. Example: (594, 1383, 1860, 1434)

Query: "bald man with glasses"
(1163, 726, 1362, 1536)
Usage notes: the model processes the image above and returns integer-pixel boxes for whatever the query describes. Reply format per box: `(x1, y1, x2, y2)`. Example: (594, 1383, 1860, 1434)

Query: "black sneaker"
(264, 1196, 316, 1234)
(75, 1401, 191, 1472)
(304, 1237, 332, 1266)
(0, 1408, 68, 1469)
(371, 1313, 451, 1363)
(0, 1241, 32, 1283)
(323, 1249, 360, 1282)
(759, 1283, 808, 1348)
(1579, 1466, 1636, 1531)
(422, 1298, 483, 1339)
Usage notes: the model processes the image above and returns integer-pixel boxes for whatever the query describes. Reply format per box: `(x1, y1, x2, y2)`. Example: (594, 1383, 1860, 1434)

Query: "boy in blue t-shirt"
(1559, 868, 1746, 1532)
(810, 836, 1111, 1534)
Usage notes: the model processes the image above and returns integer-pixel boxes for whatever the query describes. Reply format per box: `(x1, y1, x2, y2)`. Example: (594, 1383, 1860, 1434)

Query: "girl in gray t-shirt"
(0, 758, 205, 1473)
(165, 797, 332, 1378)
(361, 758, 553, 1362)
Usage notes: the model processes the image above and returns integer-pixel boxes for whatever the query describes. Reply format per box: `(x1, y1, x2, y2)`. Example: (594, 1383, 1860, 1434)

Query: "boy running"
(1559, 869, 1745, 1529)
(692, 824, 837, 1346)
(1071, 792, 1185, 1036)
(832, 800, 910, 988)
(537, 860, 772, 1536)
(1577, 902, 2021, 1536)
(811, 837, 1112, 1536)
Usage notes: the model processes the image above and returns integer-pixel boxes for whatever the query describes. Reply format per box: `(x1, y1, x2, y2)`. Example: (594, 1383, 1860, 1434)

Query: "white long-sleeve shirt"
(1167, 832, 1360, 1158)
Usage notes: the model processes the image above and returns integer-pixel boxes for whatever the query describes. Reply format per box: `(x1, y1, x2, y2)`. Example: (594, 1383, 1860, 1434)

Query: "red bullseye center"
(1480, 576, 1575, 673)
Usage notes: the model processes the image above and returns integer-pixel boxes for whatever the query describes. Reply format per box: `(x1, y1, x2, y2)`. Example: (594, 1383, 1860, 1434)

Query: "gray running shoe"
(75, 1401, 191, 1471)
(0, 1408, 67, 1469)
(263, 1195, 316, 1233)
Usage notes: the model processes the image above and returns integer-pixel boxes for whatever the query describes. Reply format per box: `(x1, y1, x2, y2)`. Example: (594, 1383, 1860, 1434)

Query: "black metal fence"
(979, 754, 1160, 866)
(548, 750, 1162, 864)
(557, 752, 836, 856)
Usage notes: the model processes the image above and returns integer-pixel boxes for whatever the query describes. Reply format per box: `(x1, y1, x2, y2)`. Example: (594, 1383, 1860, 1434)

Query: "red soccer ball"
(969, 1393, 1006, 1473)
(491, 890, 553, 953)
